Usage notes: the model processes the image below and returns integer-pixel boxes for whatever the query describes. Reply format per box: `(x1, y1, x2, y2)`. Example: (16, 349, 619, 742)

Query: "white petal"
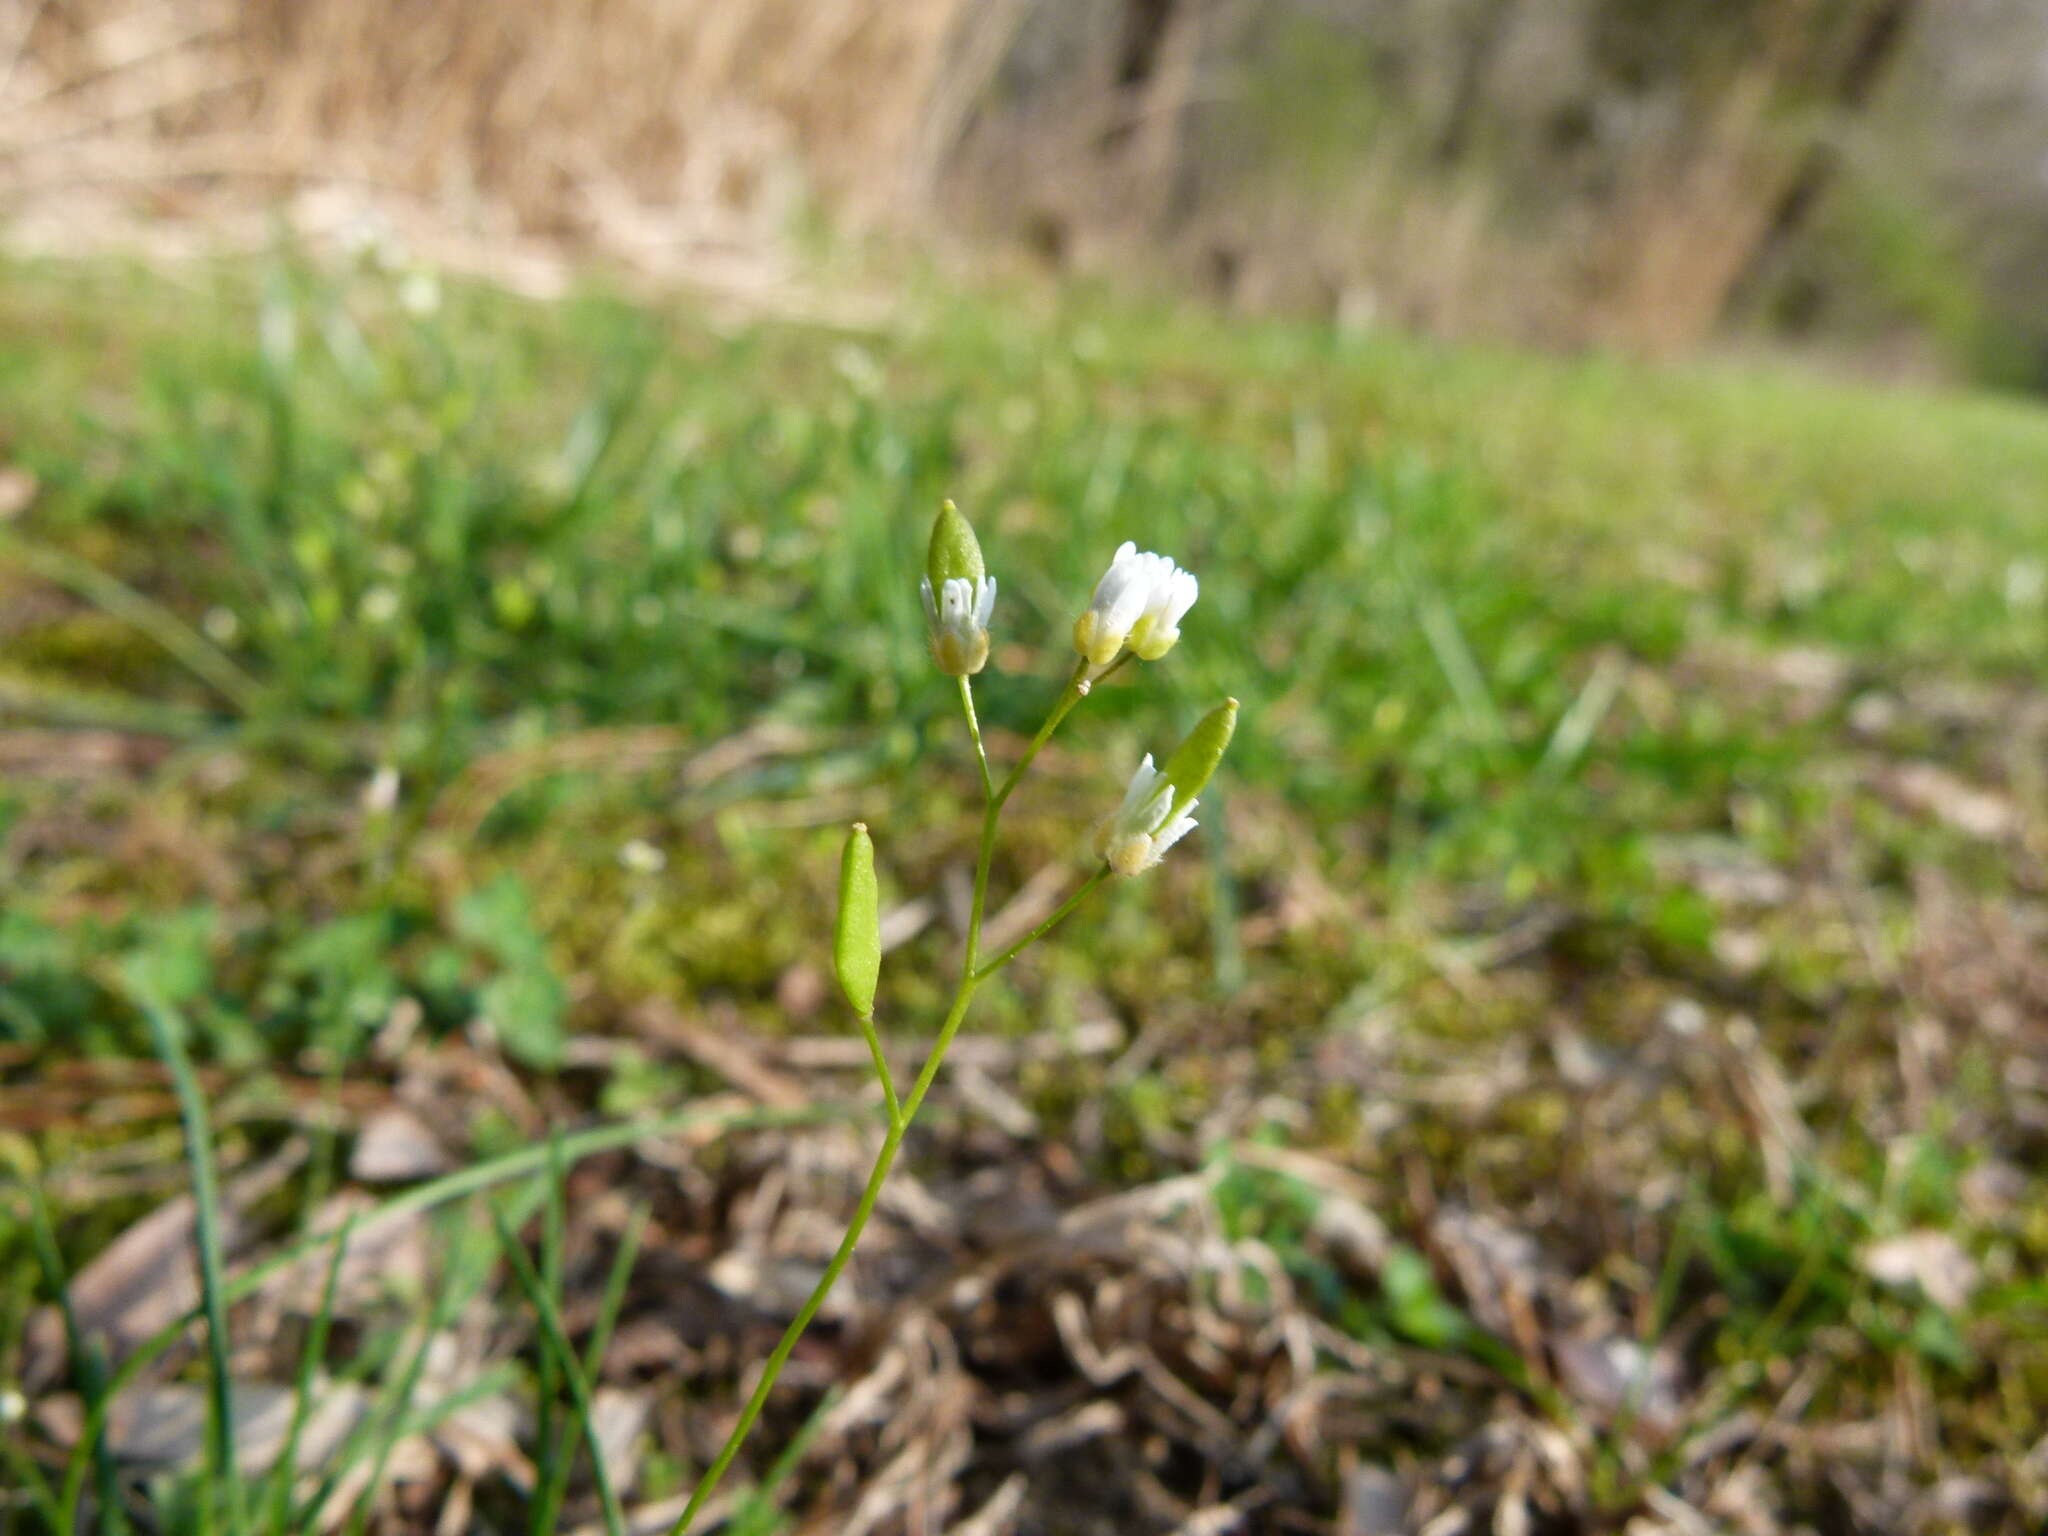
(1152, 812, 1197, 854)
(920, 575, 937, 625)
(942, 577, 978, 625)
(1090, 551, 1142, 611)
(976, 576, 996, 626)
(1133, 782, 1175, 835)
(1103, 566, 1154, 632)
(1116, 754, 1162, 815)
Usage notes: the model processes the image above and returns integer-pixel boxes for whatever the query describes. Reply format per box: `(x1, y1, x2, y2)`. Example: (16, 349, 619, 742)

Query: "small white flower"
(399, 270, 442, 318)
(1095, 753, 1198, 876)
(362, 765, 401, 814)
(361, 585, 401, 625)
(619, 837, 667, 874)
(920, 572, 996, 676)
(1073, 541, 1197, 668)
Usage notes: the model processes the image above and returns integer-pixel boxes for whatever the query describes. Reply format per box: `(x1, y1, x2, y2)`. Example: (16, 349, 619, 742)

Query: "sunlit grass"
(3, 250, 2046, 1527)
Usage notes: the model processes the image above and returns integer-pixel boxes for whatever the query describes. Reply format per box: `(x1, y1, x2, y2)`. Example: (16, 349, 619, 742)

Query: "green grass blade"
(259, 1209, 354, 1531)
(0, 532, 261, 713)
(1414, 590, 1506, 752)
(136, 988, 245, 1536)
(529, 1134, 567, 1535)
(0, 1422, 62, 1531)
(324, 1206, 485, 1536)
(26, 1178, 130, 1536)
(57, 1102, 850, 1525)
(491, 1207, 627, 1536)
(533, 1203, 646, 1533)
(580, 1204, 648, 1384)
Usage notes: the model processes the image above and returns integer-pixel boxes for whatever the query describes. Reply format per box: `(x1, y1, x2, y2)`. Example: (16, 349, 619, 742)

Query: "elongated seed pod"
(834, 822, 881, 1016)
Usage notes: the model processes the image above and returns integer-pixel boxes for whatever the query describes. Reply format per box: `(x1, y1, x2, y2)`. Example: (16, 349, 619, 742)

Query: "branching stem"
(670, 665, 1101, 1533)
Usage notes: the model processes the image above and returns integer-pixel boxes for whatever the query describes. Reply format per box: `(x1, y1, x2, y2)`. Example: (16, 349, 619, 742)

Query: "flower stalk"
(670, 511, 1232, 1532)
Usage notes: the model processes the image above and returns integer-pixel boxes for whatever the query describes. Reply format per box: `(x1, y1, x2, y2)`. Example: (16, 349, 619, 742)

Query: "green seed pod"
(925, 499, 985, 590)
(1162, 697, 1239, 818)
(833, 822, 881, 1017)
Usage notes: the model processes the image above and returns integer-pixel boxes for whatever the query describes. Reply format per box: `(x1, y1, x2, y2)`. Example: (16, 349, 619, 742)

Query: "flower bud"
(1092, 699, 1238, 877)
(926, 499, 985, 590)
(833, 822, 881, 1016)
(920, 500, 995, 676)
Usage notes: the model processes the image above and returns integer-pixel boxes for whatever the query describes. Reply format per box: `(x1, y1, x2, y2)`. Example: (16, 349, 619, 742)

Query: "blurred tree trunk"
(1433, 0, 1522, 165)
(1599, 0, 1924, 350)
(1726, 0, 1921, 309)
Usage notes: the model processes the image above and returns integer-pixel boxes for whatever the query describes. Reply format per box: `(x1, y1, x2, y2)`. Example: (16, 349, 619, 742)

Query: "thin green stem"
(994, 660, 1088, 810)
(669, 665, 1095, 1533)
(725, 1386, 844, 1533)
(853, 1011, 902, 1128)
(957, 676, 993, 800)
(897, 979, 981, 1130)
(965, 661, 1086, 971)
(972, 868, 1109, 982)
(666, 985, 974, 1536)
(1092, 651, 1136, 688)
(965, 798, 1001, 971)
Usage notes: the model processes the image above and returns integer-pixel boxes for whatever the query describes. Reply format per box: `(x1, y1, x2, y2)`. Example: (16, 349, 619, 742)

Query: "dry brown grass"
(0, 0, 1941, 353)
(0, 0, 974, 294)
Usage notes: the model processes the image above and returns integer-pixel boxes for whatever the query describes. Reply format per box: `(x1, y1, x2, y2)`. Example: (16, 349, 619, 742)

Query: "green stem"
(972, 868, 1108, 982)
(994, 660, 1088, 810)
(962, 660, 1086, 973)
(853, 1011, 901, 1129)
(957, 676, 993, 800)
(668, 981, 976, 1536)
(965, 797, 1000, 972)
(670, 664, 1091, 1532)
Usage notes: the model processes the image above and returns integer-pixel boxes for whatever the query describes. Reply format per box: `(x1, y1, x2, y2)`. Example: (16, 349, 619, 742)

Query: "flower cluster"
(915, 503, 1233, 880)
(1073, 541, 1198, 669)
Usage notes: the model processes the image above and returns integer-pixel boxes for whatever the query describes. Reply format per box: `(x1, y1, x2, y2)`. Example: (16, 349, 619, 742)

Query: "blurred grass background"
(4, 248, 2047, 1527)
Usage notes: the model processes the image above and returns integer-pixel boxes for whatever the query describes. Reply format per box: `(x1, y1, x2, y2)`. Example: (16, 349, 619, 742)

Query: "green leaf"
(1379, 1244, 1472, 1350)
(456, 875, 547, 966)
(121, 906, 217, 1007)
(480, 964, 568, 1068)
